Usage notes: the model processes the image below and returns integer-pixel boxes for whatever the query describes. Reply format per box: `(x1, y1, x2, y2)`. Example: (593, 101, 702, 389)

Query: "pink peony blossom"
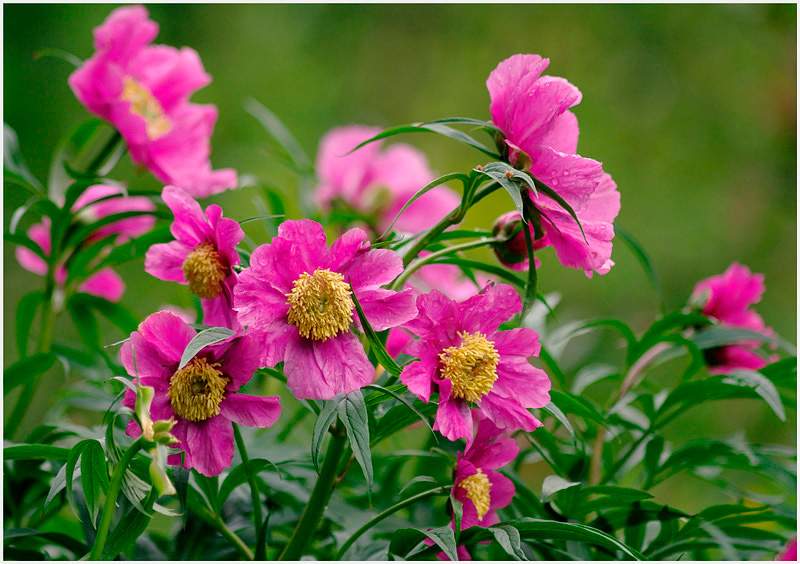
(453, 411, 518, 529)
(16, 220, 124, 303)
(69, 5, 236, 197)
(487, 54, 620, 277)
(145, 186, 243, 330)
(314, 125, 460, 234)
(691, 263, 776, 374)
(400, 283, 551, 441)
(120, 311, 280, 477)
(777, 537, 797, 561)
(233, 219, 418, 400)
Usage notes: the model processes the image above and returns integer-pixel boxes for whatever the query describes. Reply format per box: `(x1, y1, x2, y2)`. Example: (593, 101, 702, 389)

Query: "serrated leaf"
(4, 352, 58, 394)
(312, 395, 344, 473)
(81, 440, 110, 528)
(179, 327, 236, 369)
(337, 390, 373, 497)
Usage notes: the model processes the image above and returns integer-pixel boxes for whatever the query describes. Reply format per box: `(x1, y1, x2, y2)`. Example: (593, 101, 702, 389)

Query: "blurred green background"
(4, 4, 796, 514)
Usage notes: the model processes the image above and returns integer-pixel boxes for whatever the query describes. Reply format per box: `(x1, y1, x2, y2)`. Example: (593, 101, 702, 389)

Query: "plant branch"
(233, 423, 263, 545)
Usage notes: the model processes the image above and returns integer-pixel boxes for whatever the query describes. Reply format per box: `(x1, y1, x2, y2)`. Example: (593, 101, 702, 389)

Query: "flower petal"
(219, 394, 281, 428)
(185, 415, 234, 477)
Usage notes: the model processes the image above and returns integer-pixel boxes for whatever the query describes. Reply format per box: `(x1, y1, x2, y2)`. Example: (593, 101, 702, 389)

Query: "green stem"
(188, 494, 254, 560)
(89, 439, 143, 560)
(87, 131, 123, 174)
(335, 486, 448, 560)
(278, 426, 348, 560)
(233, 424, 264, 544)
(392, 237, 503, 291)
(400, 205, 463, 268)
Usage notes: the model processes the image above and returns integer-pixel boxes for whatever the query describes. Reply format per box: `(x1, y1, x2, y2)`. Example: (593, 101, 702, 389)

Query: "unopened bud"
(492, 212, 529, 271)
(148, 443, 177, 497)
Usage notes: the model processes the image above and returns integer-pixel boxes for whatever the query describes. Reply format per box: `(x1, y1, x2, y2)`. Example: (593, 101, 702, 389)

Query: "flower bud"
(148, 443, 177, 497)
(492, 212, 530, 271)
(135, 383, 156, 442)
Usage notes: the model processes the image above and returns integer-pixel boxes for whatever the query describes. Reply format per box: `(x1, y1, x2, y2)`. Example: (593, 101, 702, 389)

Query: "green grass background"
(4, 4, 796, 515)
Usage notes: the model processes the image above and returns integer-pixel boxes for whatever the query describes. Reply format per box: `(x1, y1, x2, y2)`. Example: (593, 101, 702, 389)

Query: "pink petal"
(161, 185, 210, 245)
(432, 379, 473, 441)
(219, 394, 281, 428)
(458, 284, 521, 335)
(185, 415, 234, 477)
(494, 357, 552, 410)
(145, 240, 193, 283)
(274, 219, 329, 276)
(78, 267, 125, 302)
(478, 392, 543, 433)
(399, 357, 437, 403)
(353, 287, 417, 332)
(340, 247, 405, 290)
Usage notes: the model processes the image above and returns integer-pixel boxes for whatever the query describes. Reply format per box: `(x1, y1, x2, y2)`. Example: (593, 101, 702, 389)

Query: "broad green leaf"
(192, 473, 219, 513)
(81, 440, 110, 527)
(541, 475, 580, 501)
(67, 296, 101, 350)
(4, 444, 70, 461)
(489, 525, 528, 560)
(476, 162, 526, 217)
(389, 526, 458, 561)
(312, 395, 344, 473)
(217, 459, 278, 514)
(179, 327, 236, 369)
(337, 390, 373, 497)
(4, 352, 57, 394)
(549, 390, 606, 426)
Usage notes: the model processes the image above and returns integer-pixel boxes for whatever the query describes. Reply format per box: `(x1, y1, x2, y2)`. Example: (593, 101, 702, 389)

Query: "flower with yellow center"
(182, 241, 226, 299)
(438, 331, 500, 402)
(167, 357, 228, 422)
(459, 468, 492, 521)
(121, 77, 171, 140)
(286, 268, 354, 341)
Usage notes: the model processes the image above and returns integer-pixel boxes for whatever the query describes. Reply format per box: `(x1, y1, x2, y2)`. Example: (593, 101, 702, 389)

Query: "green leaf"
(244, 98, 313, 174)
(4, 444, 70, 461)
(81, 440, 110, 528)
(422, 116, 503, 136)
(548, 390, 606, 427)
(373, 399, 438, 446)
(476, 162, 527, 217)
(217, 458, 278, 514)
(8, 196, 61, 234)
(490, 525, 528, 560)
(3, 528, 88, 557)
(350, 285, 402, 377)
(690, 326, 777, 350)
(70, 293, 139, 334)
(312, 395, 344, 473)
(88, 225, 172, 274)
(4, 231, 48, 262)
(65, 439, 95, 520)
(4, 352, 57, 394)
(541, 475, 580, 501)
(378, 172, 466, 239)
(363, 384, 435, 439)
(67, 296, 101, 350)
(390, 526, 458, 561)
(179, 327, 236, 369)
(337, 390, 373, 497)
(350, 123, 501, 160)
(540, 401, 578, 447)
(61, 209, 168, 252)
(615, 227, 665, 313)
(33, 47, 83, 67)
(4, 123, 43, 192)
(430, 257, 526, 287)
(101, 489, 157, 559)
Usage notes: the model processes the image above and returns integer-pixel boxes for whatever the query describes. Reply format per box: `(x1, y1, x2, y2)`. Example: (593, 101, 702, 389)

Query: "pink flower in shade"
(15, 217, 125, 302)
(314, 125, 460, 234)
(487, 54, 620, 277)
(453, 411, 518, 530)
(777, 537, 797, 561)
(233, 219, 418, 400)
(73, 184, 156, 243)
(68, 5, 236, 197)
(144, 186, 243, 330)
(400, 283, 551, 441)
(120, 311, 281, 477)
(691, 263, 777, 374)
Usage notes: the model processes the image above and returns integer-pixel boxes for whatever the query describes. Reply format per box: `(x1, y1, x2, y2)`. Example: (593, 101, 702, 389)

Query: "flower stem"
(87, 130, 123, 174)
(334, 486, 448, 560)
(233, 423, 264, 547)
(188, 493, 255, 560)
(89, 439, 143, 560)
(278, 426, 347, 560)
(391, 237, 503, 291)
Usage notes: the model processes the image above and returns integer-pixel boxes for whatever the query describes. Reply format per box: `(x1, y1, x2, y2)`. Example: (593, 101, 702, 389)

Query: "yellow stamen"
(121, 76, 171, 139)
(439, 331, 500, 402)
(183, 242, 226, 299)
(459, 468, 492, 521)
(167, 357, 227, 422)
(286, 268, 354, 341)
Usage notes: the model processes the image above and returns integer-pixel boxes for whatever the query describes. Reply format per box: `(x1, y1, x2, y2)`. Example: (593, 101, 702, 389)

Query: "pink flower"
(16, 221, 124, 303)
(233, 219, 418, 400)
(777, 537, 797, 561)
(314, 125, 460, 234)
(453, 411, 518, 530)
(691, 263, 776, 374)
(120, 311, 281, 477)
(400, 283, 551, 441)
(145, 186, 243, 330)
(487, 54, 620, 277)
(68, 5, 236, 197)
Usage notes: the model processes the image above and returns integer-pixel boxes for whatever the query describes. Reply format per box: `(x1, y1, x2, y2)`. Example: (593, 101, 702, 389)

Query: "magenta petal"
(491, 327, 541, 357)
(433, 383, 473, 441)
(341, 247, 405, 289)
(275, 219, 329, 275)
(145, 240, 192, 283)
(219, 394, 281, 428)
(283, 333, 335, 400)
(323, 227, 369, 273)
(78, 267, 125, 302)
(459, 284, 521, 335)
(202, 281, 241, 331)
(250, 322, 297, 367)
(479, 392, 542, 433)
(486, 469, 515, 512)
(399, 357, 436, 403)
(161, 185, 210, 245)
(529, 147, 604, 215)
(539, 110, 579, 155)
(494, 358, 552, 409)
(208, 329, 260, 392)
(185, 415, 234, 477)
(354, 287, 418, 332)
(136, 310, 196, 364)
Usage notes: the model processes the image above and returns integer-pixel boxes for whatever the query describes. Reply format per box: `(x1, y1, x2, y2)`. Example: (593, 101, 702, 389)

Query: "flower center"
(167, 357, 227, 422)
(439, 331, 500, 402)
(121, 77, 171, 140)
(286, 268, 354, 341)
(459, 468, 492, 521)
(182, 242, 226, 299)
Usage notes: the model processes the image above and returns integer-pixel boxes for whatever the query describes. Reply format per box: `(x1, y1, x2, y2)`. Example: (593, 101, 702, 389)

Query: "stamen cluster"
(458, 468, 492, 521)
(286, 268, 354, 341)
(182, 241, 227, 299)
(121, 76, 171, 139)
(168, 357, 228, 422)
(439, 331, 500, 402)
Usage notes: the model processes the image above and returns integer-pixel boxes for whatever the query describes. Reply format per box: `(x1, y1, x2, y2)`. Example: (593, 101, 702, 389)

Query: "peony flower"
(144, 186, 243, 330)
(400, 283, 551, 441)
(120, 311, 281, 477)
(453, 411, 518, 530)
(233, 219, 418, 400)
(691, 262, 776, 374)
(777, 537, 797, 561)
(69, 5, 236, 197)
(487, 54, 620, 277)
(314, 125, 460, 234)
